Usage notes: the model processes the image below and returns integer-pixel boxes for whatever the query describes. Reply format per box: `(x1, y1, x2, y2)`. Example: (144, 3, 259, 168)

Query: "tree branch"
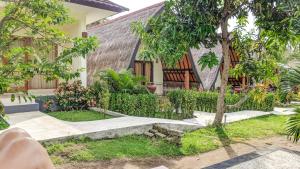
(224, 1, 250, 21)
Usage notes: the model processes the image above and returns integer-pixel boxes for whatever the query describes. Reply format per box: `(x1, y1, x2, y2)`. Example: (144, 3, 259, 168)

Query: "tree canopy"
(132, 0, 300, 125)
(0, 0, 97, 94)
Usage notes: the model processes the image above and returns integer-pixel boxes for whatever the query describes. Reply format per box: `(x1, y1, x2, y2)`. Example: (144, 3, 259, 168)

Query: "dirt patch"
(57, 136, 300, 169)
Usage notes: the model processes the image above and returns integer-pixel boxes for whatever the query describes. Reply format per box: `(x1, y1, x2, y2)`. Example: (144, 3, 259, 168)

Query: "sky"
(110, 0, 255, 32)
(110, 0, 164, 18)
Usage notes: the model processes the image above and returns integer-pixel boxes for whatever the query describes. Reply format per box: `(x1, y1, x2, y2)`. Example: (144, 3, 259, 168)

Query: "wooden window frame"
(134, 61, 154, 82)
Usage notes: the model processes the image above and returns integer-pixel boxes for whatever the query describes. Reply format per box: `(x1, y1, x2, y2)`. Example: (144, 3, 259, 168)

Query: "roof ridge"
(88, 1, 164, 31)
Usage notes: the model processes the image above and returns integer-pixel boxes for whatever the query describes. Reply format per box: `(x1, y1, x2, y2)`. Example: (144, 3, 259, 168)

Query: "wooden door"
(28, 39, 58, 89)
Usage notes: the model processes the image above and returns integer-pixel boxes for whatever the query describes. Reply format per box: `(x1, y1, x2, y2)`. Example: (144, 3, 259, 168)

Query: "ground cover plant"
(45, 115, 289, 165)
(47, 110, 112, 122)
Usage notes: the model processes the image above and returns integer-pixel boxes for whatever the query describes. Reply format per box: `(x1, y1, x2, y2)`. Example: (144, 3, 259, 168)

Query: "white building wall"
(153, 59, 164, 95)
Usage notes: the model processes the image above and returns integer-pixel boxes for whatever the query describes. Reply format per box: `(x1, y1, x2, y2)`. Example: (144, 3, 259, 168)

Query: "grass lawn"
(0, 117, 9, 130)
(181, 115, 288, 155)
(47, 110, 113, 122)
(44, 136, 181, 165)
(45, 115, 289, 165)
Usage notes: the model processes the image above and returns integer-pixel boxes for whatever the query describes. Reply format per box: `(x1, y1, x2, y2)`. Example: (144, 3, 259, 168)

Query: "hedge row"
(168, 90, 275, 114)
(109, 93, 158, 117)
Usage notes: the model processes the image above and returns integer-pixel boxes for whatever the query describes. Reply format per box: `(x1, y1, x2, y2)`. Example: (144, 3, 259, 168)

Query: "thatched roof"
(69, 0, 128, 12)
(87, 2, 223, 89)
(87, 2, 164, 85)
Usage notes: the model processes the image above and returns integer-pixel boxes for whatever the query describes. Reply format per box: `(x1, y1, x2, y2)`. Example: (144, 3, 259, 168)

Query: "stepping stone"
(149, 129, 159, 134)
(153, 125, 183, 137)
(144, 131, 154, 138)
(155, 132, 166, 138)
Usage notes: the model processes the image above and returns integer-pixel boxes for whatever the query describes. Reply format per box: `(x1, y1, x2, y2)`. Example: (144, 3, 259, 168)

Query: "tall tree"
(133, 0, 300, 125)
(0, 0, 97, 94)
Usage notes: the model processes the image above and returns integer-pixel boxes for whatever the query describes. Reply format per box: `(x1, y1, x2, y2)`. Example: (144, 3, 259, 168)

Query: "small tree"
(132, 0, 300, 125)
(0, 0, 97, 95)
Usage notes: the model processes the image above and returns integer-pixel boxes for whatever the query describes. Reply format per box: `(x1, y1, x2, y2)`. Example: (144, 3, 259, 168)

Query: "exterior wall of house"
(153, 59, 164, 95)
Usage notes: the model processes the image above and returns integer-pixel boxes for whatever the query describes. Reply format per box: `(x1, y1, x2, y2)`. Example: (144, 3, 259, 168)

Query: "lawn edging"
(89, 107, 128, 117)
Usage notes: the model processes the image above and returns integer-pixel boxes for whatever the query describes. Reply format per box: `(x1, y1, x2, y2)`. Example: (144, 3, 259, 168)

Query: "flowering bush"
(55, 80, 94, 111)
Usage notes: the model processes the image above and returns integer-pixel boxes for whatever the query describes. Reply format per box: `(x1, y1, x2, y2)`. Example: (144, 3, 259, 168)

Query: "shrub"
(89, 80, 111, 110)
(167, 90, 275, 113)
(55, 80, 91, 111)
(98, 69, 149, 94)
(109, 93, 157, 117)
(35, 95, 59, 112)
(167, 90, 197, 119)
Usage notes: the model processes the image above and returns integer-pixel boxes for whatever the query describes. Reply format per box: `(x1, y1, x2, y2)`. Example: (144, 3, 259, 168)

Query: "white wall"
(152, 59, 164, 95)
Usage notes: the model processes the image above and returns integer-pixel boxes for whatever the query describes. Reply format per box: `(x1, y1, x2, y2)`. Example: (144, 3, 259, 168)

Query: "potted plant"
(147, 82, 157, 93)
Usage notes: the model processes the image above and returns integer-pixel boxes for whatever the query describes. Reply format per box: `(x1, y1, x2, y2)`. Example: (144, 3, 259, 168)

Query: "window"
(134, 61, 153, 82)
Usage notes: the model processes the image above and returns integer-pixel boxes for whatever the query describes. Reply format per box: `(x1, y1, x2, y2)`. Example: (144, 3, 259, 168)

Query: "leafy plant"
(55, 80, 91, 111)
(109, 93, 157, 117)
(97, 69, 149, 94)
(89, 79, 110, 110)
(132, 0, 300, 125)
(286, 108, 300, 143)
(167, 90, 275, 114)
(0, 0, 97, 95)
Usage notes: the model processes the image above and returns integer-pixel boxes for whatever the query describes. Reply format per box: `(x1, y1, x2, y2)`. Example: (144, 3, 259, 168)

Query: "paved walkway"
(3, 111, 200, 141)
(205, 148, 300, 169)
(1, 107, 296, 141)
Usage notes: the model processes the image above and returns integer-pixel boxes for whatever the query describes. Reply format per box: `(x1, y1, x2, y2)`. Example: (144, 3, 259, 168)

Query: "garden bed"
(47, 110, 113, 122)
(45, 115, 289, 165)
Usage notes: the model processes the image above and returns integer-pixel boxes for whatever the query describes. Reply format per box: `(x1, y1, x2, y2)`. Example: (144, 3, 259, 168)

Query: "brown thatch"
(87, 2, 223, 89)
(87, 2, 164, 85)
(69, 0, 128, 12)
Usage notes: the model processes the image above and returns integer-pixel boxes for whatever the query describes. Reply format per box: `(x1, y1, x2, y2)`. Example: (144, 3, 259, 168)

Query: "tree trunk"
(213, 19, 230, 126)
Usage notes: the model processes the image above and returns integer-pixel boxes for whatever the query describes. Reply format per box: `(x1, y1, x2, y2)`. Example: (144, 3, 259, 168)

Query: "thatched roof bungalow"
(87, 2, 243, 94)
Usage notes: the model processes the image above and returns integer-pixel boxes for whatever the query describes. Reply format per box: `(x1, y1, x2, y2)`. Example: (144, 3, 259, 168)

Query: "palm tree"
(282, 66, 300, 142)
(286, 108, 300, 142)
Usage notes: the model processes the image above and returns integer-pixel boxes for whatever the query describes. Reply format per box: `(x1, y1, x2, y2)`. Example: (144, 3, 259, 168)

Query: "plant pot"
(147, 83, 157, 93)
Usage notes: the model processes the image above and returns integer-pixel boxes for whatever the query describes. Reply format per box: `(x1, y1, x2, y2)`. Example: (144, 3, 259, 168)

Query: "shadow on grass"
(215, 127, 238, 158)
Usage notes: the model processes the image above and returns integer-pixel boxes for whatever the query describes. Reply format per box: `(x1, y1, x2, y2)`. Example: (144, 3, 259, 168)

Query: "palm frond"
(286, 109, 300, 143)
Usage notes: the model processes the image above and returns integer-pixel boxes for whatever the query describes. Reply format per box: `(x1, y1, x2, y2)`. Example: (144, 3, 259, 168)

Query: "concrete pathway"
(2, 111, 200, 141)
(184, 110, 271, 126)
(184, 107, 296, 125)
(1, 107, 296, 142)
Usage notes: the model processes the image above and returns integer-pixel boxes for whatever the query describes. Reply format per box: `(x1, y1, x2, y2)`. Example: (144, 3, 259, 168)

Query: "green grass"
(47, 110, 113, 122)
(44, 136, 181, 165)
(0, 117, 9, 130)
(44, 115, 289, 165)
(181, 115, 288, 155)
